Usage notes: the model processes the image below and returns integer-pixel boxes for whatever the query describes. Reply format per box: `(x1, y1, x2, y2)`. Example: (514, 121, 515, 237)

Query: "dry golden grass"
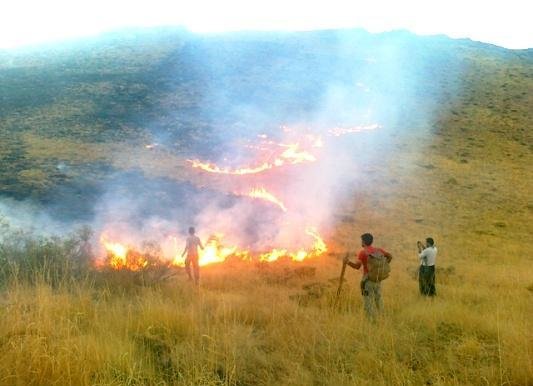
(2, 124, 532, 385)
(0, 253, 531, 386)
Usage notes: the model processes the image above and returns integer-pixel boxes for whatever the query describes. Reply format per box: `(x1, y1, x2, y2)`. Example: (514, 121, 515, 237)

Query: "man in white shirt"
(417, 237, 437, 296)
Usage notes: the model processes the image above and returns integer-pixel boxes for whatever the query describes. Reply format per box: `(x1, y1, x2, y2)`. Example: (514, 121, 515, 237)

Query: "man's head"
(361, 233, 373, 247)
(188, 227, 195, 235)
(426, 237, 434, 246)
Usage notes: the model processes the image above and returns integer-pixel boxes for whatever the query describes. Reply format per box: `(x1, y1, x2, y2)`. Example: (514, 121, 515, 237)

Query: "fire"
(100, 227, 327, 270)
(259, 227, 326, 262)
(306, 227, 327, 256)
(97, 124, 382, 271)
(187, 141, 318, 175)
(244, 187, 287, 212)
(188, 124, 380, 175)
(100, 235, 148, 271)
(187, 159, 273, 175)
(172, 234, 242, 267)
(278, 143, 316, 163)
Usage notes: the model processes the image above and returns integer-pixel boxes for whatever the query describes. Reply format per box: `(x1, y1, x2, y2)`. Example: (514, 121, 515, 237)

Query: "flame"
(188, 123, 381, 175)
(305, 227, 327, 256)
(100, 235, 127, 267)
(197, 235, 237, 266)
(100, 235, 148, 271)
(259, 227, 326, 262)
(245, 187, 287, 212)
(279, 143, 316, 163)
(187, 159, 273, 175)
(259, 248, 287, 262)
(97, 123, 385, 271)
(187, 141, 317, 175)
(100, 227, 326, 270)
(172, 234, 242, 267)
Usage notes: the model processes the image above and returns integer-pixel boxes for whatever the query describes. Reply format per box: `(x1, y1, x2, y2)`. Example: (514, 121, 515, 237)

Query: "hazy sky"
(1, 0, 531, 49)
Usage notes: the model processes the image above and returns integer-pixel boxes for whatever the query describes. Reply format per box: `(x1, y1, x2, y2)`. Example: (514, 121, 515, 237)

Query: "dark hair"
(426, 237, 434, 246)
(361, 233, 373, 246)
(188, 227, 195, 235)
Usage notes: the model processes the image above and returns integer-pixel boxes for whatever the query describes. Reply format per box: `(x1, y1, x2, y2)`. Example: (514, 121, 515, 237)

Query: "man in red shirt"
(344, 233, 393, 319)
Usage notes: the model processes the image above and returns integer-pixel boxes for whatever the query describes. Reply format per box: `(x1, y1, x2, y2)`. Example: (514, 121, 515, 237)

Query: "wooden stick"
(335, 253, 349, 306)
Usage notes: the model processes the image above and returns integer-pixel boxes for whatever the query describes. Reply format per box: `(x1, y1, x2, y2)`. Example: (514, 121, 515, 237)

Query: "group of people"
(182, 226, 438, 320)
(344, 233, 438, 319)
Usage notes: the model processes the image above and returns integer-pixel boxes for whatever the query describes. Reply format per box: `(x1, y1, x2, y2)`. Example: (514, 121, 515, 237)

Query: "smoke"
(0, 28, 465, 261)
(0, 197, 82, 240)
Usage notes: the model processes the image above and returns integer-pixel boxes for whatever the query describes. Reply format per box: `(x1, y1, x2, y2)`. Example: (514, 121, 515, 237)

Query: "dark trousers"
(419, 265, 436, 296)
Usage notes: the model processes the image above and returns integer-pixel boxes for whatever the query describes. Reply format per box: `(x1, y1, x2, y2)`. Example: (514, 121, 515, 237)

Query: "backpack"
(367, 249, 390, 282)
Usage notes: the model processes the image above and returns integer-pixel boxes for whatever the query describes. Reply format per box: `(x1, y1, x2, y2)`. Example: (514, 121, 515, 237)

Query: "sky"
(0, 0, 531, 49)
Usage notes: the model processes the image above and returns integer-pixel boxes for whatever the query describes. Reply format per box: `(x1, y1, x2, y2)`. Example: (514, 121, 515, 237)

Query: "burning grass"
(97, 226, 327, 272)
(186, 130, 322, 176)
(95, 124, 333, 273)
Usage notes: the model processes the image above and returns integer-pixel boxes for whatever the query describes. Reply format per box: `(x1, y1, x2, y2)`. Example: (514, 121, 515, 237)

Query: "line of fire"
(97, 124, 379, 271)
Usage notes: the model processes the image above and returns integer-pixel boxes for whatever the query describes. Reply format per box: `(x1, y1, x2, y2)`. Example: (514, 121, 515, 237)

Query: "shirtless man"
(181, 227, 204, 285)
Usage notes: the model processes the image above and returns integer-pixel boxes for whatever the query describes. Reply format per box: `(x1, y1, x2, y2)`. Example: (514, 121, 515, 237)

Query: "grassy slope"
(0, 29, 532, 385)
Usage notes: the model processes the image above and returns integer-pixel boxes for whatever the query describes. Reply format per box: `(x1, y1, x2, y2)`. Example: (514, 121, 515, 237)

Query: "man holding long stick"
(344, 233, 393, 319)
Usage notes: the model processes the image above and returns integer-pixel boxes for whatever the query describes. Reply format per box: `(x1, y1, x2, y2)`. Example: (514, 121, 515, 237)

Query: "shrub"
(0, 217, 92, 287)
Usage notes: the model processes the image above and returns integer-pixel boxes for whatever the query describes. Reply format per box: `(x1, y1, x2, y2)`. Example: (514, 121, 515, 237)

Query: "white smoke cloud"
(0, 28, 461, 263)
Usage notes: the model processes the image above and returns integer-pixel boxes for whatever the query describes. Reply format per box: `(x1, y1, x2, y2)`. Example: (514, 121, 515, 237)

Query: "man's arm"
(418, 249, 427, 264)
(181, 240, 188, 257)
(344, 254, 362, 269)
(384, 251, 393, 263)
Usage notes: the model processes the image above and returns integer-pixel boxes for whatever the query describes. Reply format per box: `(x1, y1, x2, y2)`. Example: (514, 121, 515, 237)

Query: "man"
(181, 227, 204, 285)
(344, 233, 393, 319)
(417, 237, 437, 296)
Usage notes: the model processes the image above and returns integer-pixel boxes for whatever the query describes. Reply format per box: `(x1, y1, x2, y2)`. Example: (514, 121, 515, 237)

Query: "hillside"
(1, 28, 530, 209)
(0, 28, 532, 385)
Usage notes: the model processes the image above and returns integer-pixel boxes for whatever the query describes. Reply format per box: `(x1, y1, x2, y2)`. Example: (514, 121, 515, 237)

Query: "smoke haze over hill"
(0, 28, 531, 258)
